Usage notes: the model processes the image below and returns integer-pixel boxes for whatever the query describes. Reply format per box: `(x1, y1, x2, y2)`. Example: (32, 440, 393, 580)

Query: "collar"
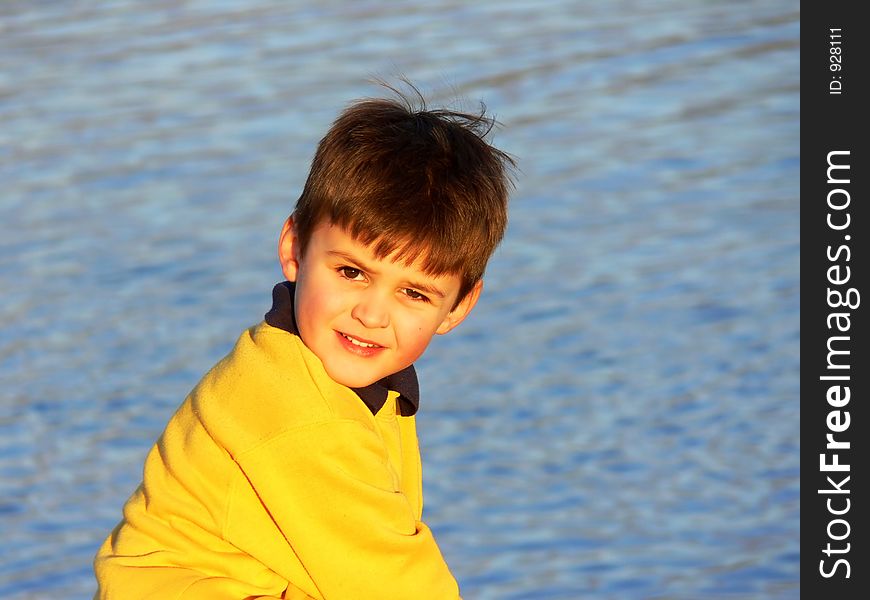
(264, 281, 420, 416)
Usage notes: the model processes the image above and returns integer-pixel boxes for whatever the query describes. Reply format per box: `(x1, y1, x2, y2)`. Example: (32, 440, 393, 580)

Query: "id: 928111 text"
(829, 28, 842, 95)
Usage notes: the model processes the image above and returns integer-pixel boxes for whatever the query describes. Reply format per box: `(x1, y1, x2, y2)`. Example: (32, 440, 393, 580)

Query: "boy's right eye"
(338, 266, 363, 280)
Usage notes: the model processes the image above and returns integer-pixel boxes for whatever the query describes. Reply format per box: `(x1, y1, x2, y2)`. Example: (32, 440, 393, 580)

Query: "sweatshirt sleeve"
(93, 398, 317, 600)
(230, 418, 462, 600)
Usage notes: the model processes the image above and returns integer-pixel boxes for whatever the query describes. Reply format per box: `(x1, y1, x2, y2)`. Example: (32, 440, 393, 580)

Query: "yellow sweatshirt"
(94, 318, 460, 599)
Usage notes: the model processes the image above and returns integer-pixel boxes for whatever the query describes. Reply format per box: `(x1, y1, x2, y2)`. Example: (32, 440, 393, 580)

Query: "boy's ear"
(436, 280, 483, 335)
(278, 216, 300, 282)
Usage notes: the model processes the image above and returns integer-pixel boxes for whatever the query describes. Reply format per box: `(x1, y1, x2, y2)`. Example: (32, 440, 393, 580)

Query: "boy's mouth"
(338, 332, 382, 349)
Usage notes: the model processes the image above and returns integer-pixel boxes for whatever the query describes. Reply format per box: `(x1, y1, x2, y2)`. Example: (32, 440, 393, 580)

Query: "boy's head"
(279, 89, 514, 388)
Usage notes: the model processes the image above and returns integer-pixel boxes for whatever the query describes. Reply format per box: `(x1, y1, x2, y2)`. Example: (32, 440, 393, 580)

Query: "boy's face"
(278, 218, 481, 389)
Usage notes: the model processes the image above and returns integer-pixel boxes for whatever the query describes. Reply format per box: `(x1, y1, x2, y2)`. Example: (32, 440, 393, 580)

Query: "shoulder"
(188, 321, 375, 456)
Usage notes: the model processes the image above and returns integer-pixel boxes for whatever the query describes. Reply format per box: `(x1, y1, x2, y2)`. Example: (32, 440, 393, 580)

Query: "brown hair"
(292, 86, 515, 303)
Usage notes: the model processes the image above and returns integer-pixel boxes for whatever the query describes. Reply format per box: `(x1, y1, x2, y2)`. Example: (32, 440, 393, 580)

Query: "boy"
(94, 88, 514, 599)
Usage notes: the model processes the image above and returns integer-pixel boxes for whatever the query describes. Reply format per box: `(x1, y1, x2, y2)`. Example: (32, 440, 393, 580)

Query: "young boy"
(94, 89, 514, 599)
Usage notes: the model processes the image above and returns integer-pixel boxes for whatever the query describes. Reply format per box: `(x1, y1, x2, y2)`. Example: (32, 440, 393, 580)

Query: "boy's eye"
(403, 288, 430, 303)
(339, 266, 364, 280)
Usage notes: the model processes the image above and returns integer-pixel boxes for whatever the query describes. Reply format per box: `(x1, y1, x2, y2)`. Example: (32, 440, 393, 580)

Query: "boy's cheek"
(297, 271, 339, 312)
(395, 319, 439, 361)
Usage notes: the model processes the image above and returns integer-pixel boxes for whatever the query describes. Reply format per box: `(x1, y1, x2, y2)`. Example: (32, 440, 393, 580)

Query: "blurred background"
(0, 1, 799, 598)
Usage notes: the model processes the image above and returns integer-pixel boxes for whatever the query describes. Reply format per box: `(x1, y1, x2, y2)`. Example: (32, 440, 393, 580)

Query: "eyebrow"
(405, 279, 447, 299)
(327, 250, 447, 299)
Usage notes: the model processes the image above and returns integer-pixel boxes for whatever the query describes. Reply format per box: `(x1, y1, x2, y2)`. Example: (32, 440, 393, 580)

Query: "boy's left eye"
(403, 288, 430, 302)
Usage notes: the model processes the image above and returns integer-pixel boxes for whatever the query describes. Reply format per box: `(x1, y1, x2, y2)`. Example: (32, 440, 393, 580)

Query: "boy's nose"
(351, 294, 390, 329)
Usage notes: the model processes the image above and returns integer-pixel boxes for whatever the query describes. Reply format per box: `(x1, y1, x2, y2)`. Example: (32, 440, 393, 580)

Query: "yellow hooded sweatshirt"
(94, 284, 461, 599)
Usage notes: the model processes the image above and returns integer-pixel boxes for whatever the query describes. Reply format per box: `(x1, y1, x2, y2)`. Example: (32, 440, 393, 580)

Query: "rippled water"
(1, 1, 799, 598)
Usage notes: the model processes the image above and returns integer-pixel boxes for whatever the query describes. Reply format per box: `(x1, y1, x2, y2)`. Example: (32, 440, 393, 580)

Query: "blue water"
(0, 1, 799, 598)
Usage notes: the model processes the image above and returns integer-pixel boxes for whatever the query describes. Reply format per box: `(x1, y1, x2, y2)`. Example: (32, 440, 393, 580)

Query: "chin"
(325, 367, 379, 389)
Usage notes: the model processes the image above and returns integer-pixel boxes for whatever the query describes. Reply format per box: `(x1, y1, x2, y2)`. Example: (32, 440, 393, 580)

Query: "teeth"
(342, 333, 378, 348)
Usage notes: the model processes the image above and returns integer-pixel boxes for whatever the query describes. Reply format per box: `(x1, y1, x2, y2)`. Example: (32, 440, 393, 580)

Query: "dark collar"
(264, 281, 420, 416)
